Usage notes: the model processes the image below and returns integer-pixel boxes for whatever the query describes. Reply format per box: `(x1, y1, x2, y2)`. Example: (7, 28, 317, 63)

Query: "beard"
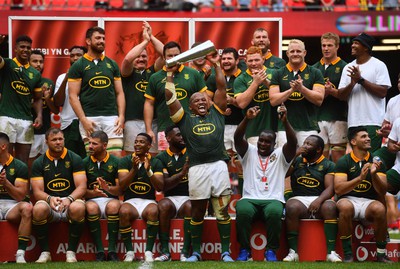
(91, 43, 104, 54)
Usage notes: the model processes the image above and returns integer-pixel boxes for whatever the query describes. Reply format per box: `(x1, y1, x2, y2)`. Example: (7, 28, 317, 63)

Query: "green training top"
(312, 57, 348, 122)
(156, 148, 189, 197)
(177, 105, 228, 167)
(0, 58, 42, 120)
(33, 77, 54, 134)
(118, 153, 163, 201)
(234, 67, 278, 137)
(290, 155, 335, 196)
(270, 63, 324, 131)
(207, 68, 243, 126)
(145, 65, 207, 132)
(0, 155, 29, 200)
(335, 151, 386, 200)
(68, 53, 121, 117)
(122, 66, 155, 121)
(31, 148, 85, 197)
(83, 152, 119, 200)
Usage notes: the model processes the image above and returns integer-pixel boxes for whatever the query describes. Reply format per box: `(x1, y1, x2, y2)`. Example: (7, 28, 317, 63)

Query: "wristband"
(46, 195, 52, 204)
(67, 195, 75, 203)
(167, 71, 173, 77)
(357, 78, 365, 85)
(147, 169, 154, 178)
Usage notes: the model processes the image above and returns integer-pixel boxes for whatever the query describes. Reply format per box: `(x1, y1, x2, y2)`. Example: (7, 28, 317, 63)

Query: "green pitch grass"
(0, 261, 396, 269)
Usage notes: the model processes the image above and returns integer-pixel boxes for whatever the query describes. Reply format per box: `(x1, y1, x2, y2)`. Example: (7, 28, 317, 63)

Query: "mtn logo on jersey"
(135, 81, 148, 93)
(12, 81, 30, 95)
(297, 176, 320, 188)
(47, 178, 71, 192)
(176, 88, 188, 100)
(354, 180, 372, 192)
(288, 91, 304, 101)
(253, 89, 269, 102)
(130, 182, 151, 194)
(193, 123, 216, 135)
(89, 76, 112, 89)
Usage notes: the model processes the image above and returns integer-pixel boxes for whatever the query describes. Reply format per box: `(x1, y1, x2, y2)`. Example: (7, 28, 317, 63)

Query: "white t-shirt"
(384, 94, 400, 124)
(338, 57, 391, 127)
(54, 73, 78, 130)
(388, 118, 400, 173)
(239, 145, 290, 203)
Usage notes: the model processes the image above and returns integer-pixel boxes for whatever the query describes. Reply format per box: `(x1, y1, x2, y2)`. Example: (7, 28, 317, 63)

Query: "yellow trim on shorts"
(147, 220, 159, 226)
(190, 220, 204, 225)
(324, 219, 338, 224)
(217, 218, 231, 225)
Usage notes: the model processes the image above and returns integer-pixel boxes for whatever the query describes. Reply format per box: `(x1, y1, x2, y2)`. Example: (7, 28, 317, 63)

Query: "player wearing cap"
(337, 33, 391, 153)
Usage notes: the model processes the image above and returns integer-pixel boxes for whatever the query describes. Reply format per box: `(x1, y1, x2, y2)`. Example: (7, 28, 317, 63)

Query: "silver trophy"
(166, 40, 216, 67)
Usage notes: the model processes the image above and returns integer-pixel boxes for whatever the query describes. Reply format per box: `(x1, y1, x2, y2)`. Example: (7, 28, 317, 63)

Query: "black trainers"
(377, 255, 393, 263)
(107, 252, 119, 262)
(95, 252, 106, 261)
(343, 254, 353, 263)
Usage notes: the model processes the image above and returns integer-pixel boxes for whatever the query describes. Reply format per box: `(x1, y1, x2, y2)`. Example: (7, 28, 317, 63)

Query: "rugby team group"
(0, 21, 399, 264)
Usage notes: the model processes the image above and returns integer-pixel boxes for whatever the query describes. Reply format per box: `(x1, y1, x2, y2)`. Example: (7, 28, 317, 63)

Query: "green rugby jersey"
(118, 153, 163, 201)
(0, 58, 42, 120)
(335, 151, 386, 200)
(290, 155, 335, 196)
(264, 52, 286, 70)
(234, 67, 278, 137)
(207, 69, 243, 125)
(313, 57, 348, 122)
(33, 77, 54, 134)
(68, 54, 121, 117)
(145, 65, 207, 132)
(0, 155, 29, 200)
(83, 152, 119, 200)
(177, 105, 228, 167)
(156, 148, 188, 197)
(122, 66, 155, 121)
(270, 63, 324, 132)
(31, 148, 85, 197)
